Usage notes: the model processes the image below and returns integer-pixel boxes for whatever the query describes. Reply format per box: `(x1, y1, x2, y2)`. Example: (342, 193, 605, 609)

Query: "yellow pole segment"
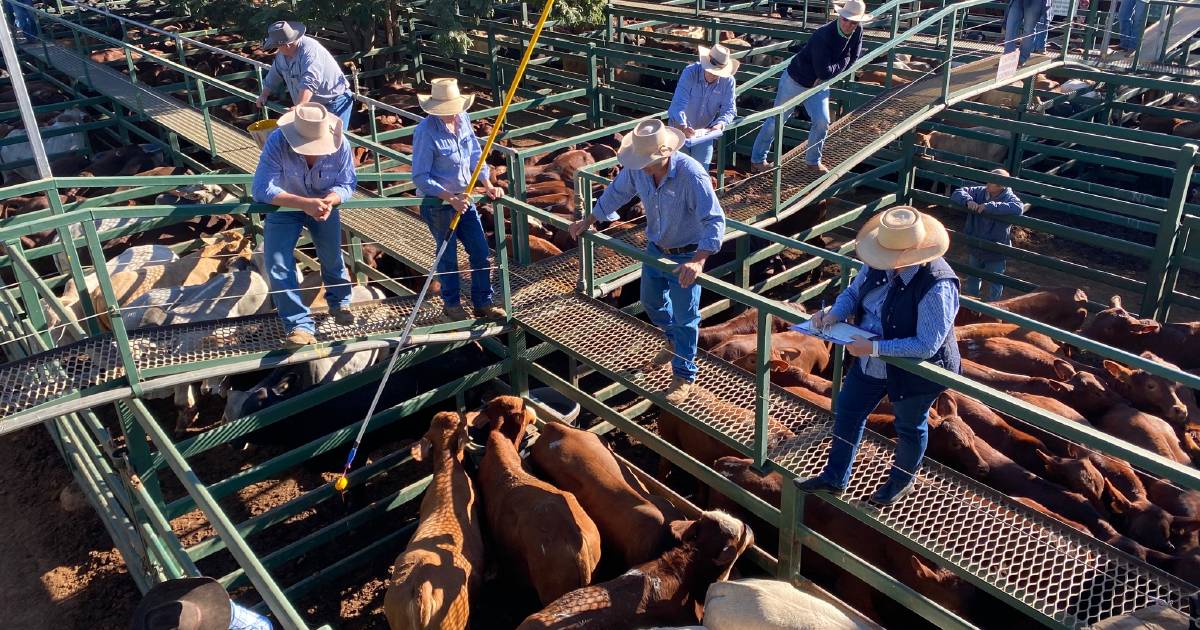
(450, 0, 558, 230)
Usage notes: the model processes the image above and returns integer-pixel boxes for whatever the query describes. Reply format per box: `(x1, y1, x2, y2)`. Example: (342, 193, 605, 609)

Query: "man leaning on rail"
(951, 168, 1026, 302)
(749, 0, 873, 174)
(251, 103, 357, 348)
(796, 207, 961, 505)
(256, 21, 355, 128)
(569, 118, 726, 404)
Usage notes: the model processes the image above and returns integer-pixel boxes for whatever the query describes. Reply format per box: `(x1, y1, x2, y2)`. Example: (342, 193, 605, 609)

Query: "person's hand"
(484, 184, 504, 200)
(446, 193, 469, 214)
(569, 219, 590, 241)
(302, 198, 332, 220)
(674, 260, 704, 288)
(847, 335, 873, 357)
(810, 309, 832, 331)
(682, 126, 696, 138)
(256, 92, 269, 108)
(967, 200, 979, 212)
(322, 192, 341, 207)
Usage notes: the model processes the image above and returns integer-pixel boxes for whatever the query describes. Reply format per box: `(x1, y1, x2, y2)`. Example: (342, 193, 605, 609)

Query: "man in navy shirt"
(570, 119, 726, 404)
(951, 169, 1026, 301)
(750, 0, 872, 174)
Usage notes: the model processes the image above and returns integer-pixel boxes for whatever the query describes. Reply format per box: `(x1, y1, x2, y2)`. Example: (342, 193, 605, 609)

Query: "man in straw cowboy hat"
(252, 102, 358, 348)
(796, 206, 960, 505)
(749, 0, 872, 175)
(412, 78, 507, 321)
(951, 168, 1026, 301)
(256, 20, 354, 128)
(131, 576, 273, 630)
(569, 118, 726, 404)
(667, 44, 739, 169)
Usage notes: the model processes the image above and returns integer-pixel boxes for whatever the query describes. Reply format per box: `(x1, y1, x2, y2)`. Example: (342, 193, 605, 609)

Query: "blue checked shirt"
(411, 113, 491, 198)
(667, 63, 737, 130)
(827, 263, 959, 378)
(591, 152, 725, 253)
(251, 129, 357, 204)
(230, 602, 273, 629)
(264, 36, 350, 106)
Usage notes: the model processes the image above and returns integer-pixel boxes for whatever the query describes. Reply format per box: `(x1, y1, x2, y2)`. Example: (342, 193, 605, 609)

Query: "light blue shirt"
(592, 152, 726, 253)
(230, 602, 273, 629)
(827, 263, 959, 378)
(251, 129, 357, 204)
(667, 63, 737, 130)
(264, 36, 350, 105)
(411, 113, 491, 198)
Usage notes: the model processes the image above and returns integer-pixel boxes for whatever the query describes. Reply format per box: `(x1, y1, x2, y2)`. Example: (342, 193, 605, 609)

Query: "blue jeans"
(817, 363, 940, 489)
(324, 92, 354, 129)
(641, 242, 702, 382)
(264, 209, 352, 334)
(1005, 0, 1049, 63)
(1119, 0, 1148, 49)
(420, 204, 494, 309)
(750, 72, 829, 166)
(682, 138, 715, 168)
(1033, 13, 1049, 52)
(5, 0, 34, 37)
(965, 253, 1006, 302)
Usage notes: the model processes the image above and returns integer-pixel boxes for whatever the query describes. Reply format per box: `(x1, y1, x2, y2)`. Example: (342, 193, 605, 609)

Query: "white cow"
(702, 579, 875, 630)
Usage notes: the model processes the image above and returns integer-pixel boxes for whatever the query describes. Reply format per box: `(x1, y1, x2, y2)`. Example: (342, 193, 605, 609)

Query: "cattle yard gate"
(2, 0, 1200, 627)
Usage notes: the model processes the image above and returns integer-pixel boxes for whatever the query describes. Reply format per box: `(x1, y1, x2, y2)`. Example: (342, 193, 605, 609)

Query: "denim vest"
(853, 258, 961, 400)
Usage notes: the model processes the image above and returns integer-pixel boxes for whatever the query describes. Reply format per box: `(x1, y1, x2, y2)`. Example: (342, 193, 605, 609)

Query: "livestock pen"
(2, 0, 1200, 628)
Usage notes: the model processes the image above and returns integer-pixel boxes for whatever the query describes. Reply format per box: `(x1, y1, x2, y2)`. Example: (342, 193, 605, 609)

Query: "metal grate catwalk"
(5, 36, 1197, 627)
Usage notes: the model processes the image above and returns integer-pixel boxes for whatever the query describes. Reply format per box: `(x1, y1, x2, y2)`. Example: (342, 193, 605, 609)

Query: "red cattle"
(935, 391, 1055, 475)
(1106, 480, 1200, 553)
(958, 336, 1076, 380)
(1080, 295, 1200, 369)
(955, 322, 1061, 354)
(697, 306, 802, 350)
(1093, 405, 1191, 465)
(1102, 353, 1198, 428)
(955, 287, 1088, 331)
(961, 359, 1122, 417)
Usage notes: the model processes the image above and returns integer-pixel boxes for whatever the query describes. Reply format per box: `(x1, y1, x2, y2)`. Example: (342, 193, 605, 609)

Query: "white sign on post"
(996, 50, 1020, 83)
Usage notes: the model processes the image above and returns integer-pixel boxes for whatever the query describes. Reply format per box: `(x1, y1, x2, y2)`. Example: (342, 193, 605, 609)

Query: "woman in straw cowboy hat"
(667, 43, 739, 168)
(412, 78, 506, 321)
(252, 102, 358, 348)
(256, 20, 354, 128)
(569, 118, 726, 404)
(796, 207, 961, 505)
(749, 0, 873, 175)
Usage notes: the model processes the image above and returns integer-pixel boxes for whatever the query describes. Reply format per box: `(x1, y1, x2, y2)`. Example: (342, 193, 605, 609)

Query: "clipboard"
(683, 127, 723, 148)
(791, 320, 877, 345)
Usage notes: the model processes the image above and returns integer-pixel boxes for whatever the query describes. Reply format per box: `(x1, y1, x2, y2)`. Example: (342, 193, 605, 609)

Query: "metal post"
(1060, 0, 1079, 61)
(1159, 3, 1177, 63)
(587, 43, 600, 126)
(829, 263, 851, 409)
(735, 236, 750, 288)
(899, 130, 916, 204)
(195, 78, 217, 156)
(1130, 0, 1153, 71)
(496, 199, 528, 398)
(1099, 0, 1117, 61)
(941, 10, 957, 103)
(1144, 143, 1197, 320)
(777, 474, 804, 581)
(772, 111, 784, 220)
(81, 218, 144, 397)
(752, 310, 772, 470)
(0, 5, 52, 178)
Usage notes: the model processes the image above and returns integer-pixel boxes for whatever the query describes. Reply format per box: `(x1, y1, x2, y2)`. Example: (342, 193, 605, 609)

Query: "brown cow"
(955, 287, 1088, 331)
(1080, 295, 1200, 369)
(517, 511, 753, 630)
(961, 359, 1121, 417)
(1011, 392, 1087, 424)
(935, 391, 1055, 475)
(384, 412, 483, 630)
(697, 306, 802, 350)
(1106, 480, 1200, 553)
(656, 409, 795, 482)
(1093, 405, 1191, 465)
(473, 397, 602, 604)
(955, 322, 1060, 353)
(1036, 451, 1109, 512)
(1102, 353, 1197, 428)
(717, 331, 830, 376)
(958, 336, 1076, 380)
(530, 422, 669, 567)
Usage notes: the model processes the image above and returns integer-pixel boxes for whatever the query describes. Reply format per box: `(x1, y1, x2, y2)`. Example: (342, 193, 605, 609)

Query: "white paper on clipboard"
(683, 128, 723, 148)
(791, 320, 877, 345)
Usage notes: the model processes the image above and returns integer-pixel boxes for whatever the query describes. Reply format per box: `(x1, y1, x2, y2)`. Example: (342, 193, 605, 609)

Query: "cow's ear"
(1036, 450, 1056, 468)
(1110, 295, 1124, 309)
(410, 438, 432, 462)
(768, 359, 790, 372)
(1103, 360, 1131, 381)
(668, 519, 695, 543)
(1046, 380, 1069, 394)
(271, 372, 299, 396)
(933, 393, 956, 418)
(1052, 360, 1076, 381)
(910, 556, 938, 580)
(1106, 479, 1133, 514)
(1131, 321, 1160, 335)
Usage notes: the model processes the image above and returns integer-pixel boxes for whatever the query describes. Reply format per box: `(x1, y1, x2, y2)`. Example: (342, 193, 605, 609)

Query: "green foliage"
(428, 0, 605, 56)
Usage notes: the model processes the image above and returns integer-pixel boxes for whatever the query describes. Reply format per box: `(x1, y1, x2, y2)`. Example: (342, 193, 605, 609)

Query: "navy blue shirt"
(786, 20, 864, 88)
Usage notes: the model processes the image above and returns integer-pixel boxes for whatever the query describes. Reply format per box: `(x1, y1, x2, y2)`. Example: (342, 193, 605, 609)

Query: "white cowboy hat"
(855, 206, 950, 270)
(418, 78, 476, 116)
(617, 118, 685, 170)
(276, 103, 343, 156)
(263, 20, 305, 49)
(698, 44, 740, 78)
(832, 0, 874, 22)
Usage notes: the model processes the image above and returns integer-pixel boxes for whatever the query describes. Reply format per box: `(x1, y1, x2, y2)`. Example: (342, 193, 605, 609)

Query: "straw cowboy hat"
(832, 0, 874, 22)
(618, 118, 686, 170)
(131, 577, 230, 630)
(277, 102, 344, 156)
(698, 44, 740, 78)
(263, 20, 305, 49)
(855, 206, 950, 269)
(419, 78, 476, 116)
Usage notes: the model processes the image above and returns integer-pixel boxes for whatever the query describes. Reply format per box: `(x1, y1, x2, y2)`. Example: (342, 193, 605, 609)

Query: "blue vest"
(853, 258, 961, 401)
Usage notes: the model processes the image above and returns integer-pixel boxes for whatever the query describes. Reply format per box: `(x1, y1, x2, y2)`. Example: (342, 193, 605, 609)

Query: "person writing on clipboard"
(796, 207, 960, 505)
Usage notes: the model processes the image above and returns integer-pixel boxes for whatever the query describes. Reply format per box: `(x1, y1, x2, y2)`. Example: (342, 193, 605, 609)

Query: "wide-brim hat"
(419, 78, 476, 116)
(131, 577, 230, 630)
(263, 20, 305, 49)
(277, 102, 343, 156)
(855, 206, 949, 270)
(618, 118, 685, 170)
(698, 44, 740, 78)
(832, 0, 874, 22)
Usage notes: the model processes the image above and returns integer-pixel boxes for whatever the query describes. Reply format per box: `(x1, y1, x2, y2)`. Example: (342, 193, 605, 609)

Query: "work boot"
(329, 305, 355, 326)
(793, 476, 846, 497)
(443, 305, 470, 322)
(869, 476, 916, 506)
(283, 329, 317, 349)
(664, 377, 696, 405)
(475, 303, 507, 319)
(642, 343, 675, 372)
(802, 162, 829, 174)
(750, 161, 774, 174)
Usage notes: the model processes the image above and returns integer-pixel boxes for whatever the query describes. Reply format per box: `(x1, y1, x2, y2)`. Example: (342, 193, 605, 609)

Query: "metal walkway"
(5, 36, 1197, 628)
